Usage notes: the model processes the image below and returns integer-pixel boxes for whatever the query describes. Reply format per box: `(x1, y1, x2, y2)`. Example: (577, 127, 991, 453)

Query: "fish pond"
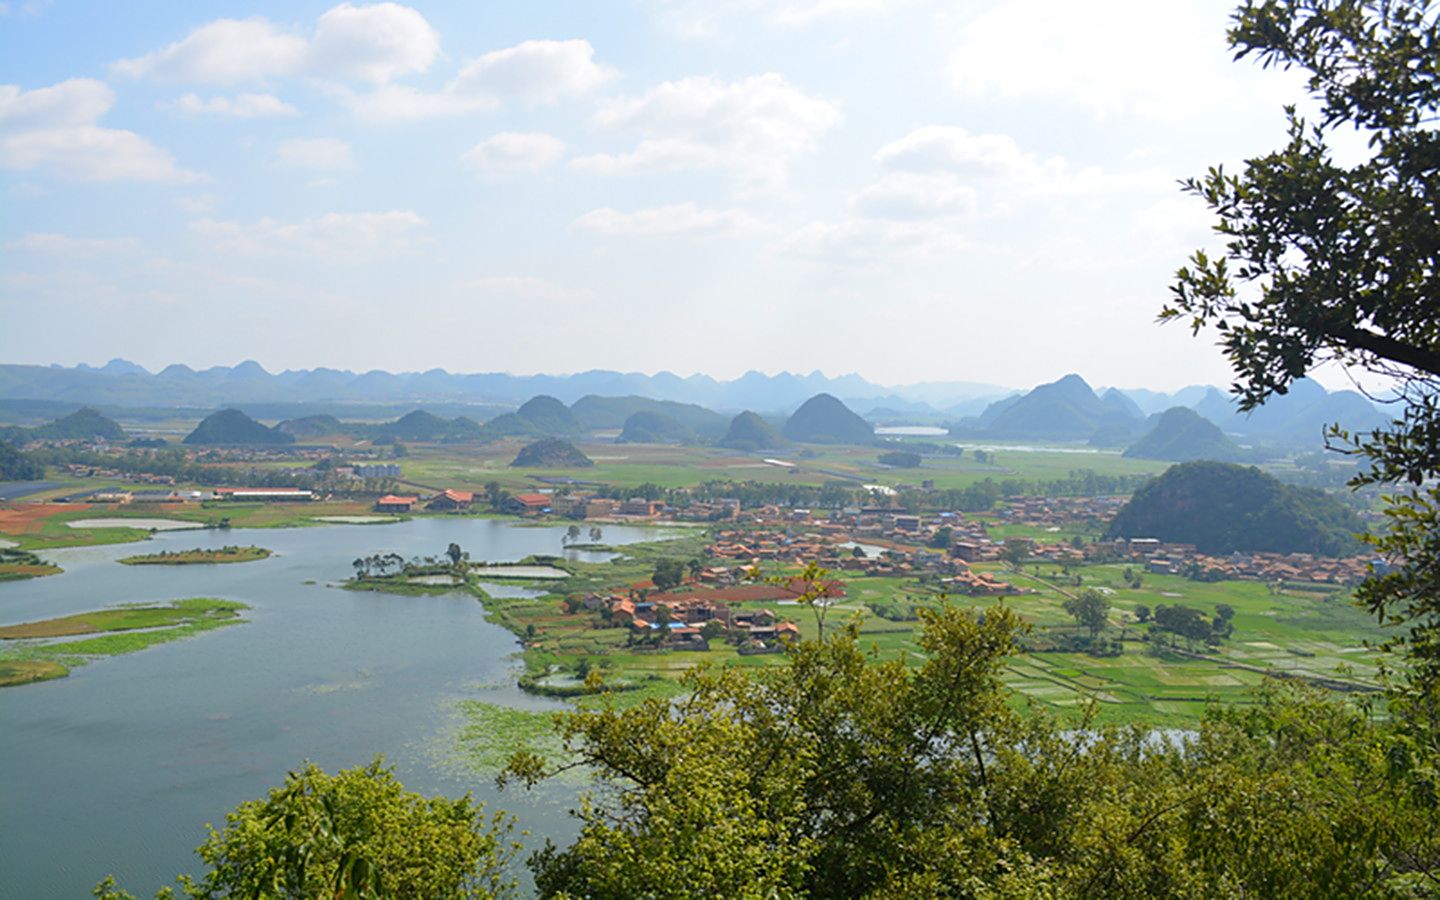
(0, 517, 679, 899)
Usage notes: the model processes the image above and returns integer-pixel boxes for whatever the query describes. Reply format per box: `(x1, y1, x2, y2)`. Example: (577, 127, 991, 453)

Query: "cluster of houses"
(1096, 537, 1377, 585)
(62, 464, 177, 486)
(994, 496, 1129, 529)
(578, 586, 808, 652)
(703, 528, 1024, 596)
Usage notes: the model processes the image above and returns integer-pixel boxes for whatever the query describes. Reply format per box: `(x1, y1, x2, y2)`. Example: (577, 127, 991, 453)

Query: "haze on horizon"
(0, 1, 1343, 393)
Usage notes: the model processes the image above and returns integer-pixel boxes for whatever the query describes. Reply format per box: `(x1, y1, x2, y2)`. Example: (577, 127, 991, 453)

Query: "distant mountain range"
(0, 360, 1394, 452)
(952, 373, 1389, 450)
(0, 360, 1007, 415)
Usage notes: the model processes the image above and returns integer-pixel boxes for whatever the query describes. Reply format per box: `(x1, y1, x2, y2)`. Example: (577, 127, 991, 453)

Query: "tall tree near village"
(1166, 0, 1440, 699)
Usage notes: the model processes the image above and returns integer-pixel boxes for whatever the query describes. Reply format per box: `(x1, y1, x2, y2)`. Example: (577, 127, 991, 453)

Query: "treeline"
(581, 469, 1151, 514)
(0, 440, 44, 481)
(27, 446, 396, 494)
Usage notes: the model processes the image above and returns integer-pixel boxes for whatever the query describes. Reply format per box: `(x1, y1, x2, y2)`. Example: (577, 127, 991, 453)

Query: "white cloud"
(463, 275, 575, 302)
(873, 125, 1158, 201)
(277, 137, 353, 169)
(573, 74, 839, 188)
(114, 4, 439, 87)
(652, 0, 922, 37)
(451, 39, 615, 105)
(176, 193, 220, 214)
(113, 18, 308, 85)
(308, 3, 440, 85)
(461, 132, 565, 174)
(781, 218, 966, 262)
(0, 79, 202, 182)
(945, 1, 1249, 120)
(192, 210, 427, 258)
(7, 232, 139, 256)
(851, 172, 977, 220)
(339, 39, 616, 121)
(170, 92, 298, 117)
(573, 203, 762, 238)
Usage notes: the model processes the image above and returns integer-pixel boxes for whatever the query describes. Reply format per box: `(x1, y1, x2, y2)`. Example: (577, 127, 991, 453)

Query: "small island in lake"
(119, 545, 272, 566)
(0, 547, 62, 581)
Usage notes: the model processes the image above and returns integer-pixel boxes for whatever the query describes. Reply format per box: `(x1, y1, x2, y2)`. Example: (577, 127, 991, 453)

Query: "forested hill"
(1106, 461, 1362, 556)
(1123, 407, 1245, 462)
(782, 394, 874, 444)
(183, 409, 294, 446)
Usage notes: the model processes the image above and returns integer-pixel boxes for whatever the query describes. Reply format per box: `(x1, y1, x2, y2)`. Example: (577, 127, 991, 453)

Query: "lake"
(0, 517, 676, 898)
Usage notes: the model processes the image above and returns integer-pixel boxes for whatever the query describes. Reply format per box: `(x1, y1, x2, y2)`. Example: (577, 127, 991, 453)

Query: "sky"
(0, 0, 1345, 391)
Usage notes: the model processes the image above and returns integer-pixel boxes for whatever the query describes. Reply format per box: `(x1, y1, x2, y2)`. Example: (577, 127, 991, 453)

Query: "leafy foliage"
(1165, 0, 1440, 693)
(98, 759, 516, 899)
(0, 439, 43, 480)
(507, 587, 1440, 897)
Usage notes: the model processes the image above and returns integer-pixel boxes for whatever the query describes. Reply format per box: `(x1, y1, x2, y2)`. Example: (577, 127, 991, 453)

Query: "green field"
(375, 438, 1169, 494)
(457, 531, 1388, 727)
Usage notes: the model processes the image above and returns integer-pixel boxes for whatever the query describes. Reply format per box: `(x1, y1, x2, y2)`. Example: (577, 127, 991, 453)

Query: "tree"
(98, 758, 515, 898)
(1214, 602, 1237, 639)
(588, 525, 603, 543)
(447, 542, 465, 568)
(1000, 538, 1032, 571)
(563, 525, 581, 546)
(929, 526, 954, 550)
(1166, 0, 1440, 693)
(652, 558, 685, 591)
(0, 440, 43, 480)
(1134, 604, 1151, 624)
(1063, 589, 1110, 639)
(1152, 604, 1214, 652)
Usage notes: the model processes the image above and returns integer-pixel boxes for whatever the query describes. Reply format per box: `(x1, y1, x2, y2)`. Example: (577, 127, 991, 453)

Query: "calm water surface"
(0, 518, 673, 898)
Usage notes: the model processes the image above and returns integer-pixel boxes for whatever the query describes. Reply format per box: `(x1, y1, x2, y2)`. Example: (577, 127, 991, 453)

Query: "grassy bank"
(0, 547, 62, 581)
(0, 598, 249, 688)
(119, 545, 272, 565)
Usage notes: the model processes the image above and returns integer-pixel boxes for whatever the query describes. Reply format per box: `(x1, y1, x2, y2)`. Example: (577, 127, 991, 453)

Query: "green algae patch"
(447, 700, 571, 777)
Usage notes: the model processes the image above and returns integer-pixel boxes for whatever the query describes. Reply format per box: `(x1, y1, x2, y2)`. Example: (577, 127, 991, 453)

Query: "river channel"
(0, 518, 675, 898)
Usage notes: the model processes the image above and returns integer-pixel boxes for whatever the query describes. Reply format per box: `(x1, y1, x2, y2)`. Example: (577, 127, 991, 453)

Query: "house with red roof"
(507, 493, 551, 515)
(427, 489, 473, 511)
(374, 495, 418, 513)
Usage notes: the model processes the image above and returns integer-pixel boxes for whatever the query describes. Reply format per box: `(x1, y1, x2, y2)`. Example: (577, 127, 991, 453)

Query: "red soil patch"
(0, 502, 91, 535)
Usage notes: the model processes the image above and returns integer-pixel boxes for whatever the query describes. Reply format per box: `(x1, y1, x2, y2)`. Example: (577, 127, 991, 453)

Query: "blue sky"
(0, 1, 1337, 390)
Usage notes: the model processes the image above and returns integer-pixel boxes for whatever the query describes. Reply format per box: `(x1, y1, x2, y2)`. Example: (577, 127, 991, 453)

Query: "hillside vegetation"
(511, 438, 593, 468)
(618, 411, 695, 444)
(782, 393, 874, 444)
(720, 411, 785, 451)
(1107, 461, 1362, 555)
(31, 407, 126, 441)
(1124, 407, 1245, 462)
(183, 409, 294, 446)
